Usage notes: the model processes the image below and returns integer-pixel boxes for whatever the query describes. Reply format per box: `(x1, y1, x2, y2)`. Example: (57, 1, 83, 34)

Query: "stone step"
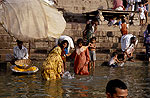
(0, 51, 147, 62)
(65, 23, 147, 32)
(0, 49, 13, 54)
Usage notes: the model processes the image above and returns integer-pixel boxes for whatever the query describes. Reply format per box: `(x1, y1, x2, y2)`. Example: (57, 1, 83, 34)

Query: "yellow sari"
(42, 46, 63, 80)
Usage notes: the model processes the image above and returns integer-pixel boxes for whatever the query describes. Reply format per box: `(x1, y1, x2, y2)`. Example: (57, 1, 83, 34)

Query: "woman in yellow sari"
(42, 40, 68, 80)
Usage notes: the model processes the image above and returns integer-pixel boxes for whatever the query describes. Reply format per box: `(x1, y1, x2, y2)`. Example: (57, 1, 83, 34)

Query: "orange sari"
(72, 46, 90, 75)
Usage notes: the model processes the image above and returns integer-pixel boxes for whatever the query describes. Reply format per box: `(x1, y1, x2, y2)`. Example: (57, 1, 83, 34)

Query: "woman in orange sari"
(72, 38, 90, 75)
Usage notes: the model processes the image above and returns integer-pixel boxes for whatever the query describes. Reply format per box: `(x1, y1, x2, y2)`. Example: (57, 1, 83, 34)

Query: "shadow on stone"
(0, 62, 7, 71)
(63, 12, 86, 23)
(136, 52, 146, 61)
(96, 48, 110, 53)
(101, 61, 109, 66)
(34, 49, 48, 54)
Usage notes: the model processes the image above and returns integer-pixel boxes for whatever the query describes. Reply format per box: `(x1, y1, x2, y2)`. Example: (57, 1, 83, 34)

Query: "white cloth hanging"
(0, 0, 66, 41)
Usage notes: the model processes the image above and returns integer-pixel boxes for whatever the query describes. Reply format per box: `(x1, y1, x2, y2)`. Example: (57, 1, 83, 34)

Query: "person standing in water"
(71, 38, 90, 75)
(42, 40, 68, 80)
(88, 37, 96, 70)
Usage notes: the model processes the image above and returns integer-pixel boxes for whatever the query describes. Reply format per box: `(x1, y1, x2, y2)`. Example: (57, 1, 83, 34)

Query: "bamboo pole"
(29, 41, 31, 59)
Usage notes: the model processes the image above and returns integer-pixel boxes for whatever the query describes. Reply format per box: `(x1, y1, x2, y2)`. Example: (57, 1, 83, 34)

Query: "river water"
(0, 61, 150, 98)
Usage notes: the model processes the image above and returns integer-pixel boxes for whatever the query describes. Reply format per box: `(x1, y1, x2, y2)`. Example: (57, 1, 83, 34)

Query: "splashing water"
(62, 71, 75, 79)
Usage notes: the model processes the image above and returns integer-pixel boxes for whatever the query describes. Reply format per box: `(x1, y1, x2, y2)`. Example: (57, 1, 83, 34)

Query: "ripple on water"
(0, 62, 150, 98)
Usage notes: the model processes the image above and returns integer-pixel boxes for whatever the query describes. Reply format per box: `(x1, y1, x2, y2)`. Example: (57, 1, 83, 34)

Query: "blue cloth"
(146, 44, 150, 59)
(144, 30, 150, 44)
(64, 48, 68, 54)
(146, 5, 149, 11)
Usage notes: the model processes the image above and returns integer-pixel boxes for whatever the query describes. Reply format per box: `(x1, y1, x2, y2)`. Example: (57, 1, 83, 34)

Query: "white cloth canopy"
(0, 0, 66, 41)
(121, 34, 138, 51)
(56, 35, 74, 53)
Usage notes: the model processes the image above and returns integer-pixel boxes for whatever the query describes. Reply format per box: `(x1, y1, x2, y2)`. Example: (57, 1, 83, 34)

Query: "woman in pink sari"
(72, 38, 90, 75)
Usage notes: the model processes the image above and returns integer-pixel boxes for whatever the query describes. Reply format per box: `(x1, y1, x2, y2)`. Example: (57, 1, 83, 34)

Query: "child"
(138, 3, 146, 25)
(120, 19, 129, 36)
(71, 38, 90, 75)
(124, 37, 137, 62)
(88, 37, 96, 70)
(142, 0, 149, 24)
(109, 52, 123, 67)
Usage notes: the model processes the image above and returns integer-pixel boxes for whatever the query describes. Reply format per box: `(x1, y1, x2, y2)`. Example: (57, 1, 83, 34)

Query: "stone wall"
(56, 0, 113, 13)
(0, 21, 147, 61)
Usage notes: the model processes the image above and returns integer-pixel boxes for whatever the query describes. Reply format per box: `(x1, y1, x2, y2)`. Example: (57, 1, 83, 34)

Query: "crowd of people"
(108, 0, 149, 26)
(0, 0, 148, 97)
(6, 23, 150, 80)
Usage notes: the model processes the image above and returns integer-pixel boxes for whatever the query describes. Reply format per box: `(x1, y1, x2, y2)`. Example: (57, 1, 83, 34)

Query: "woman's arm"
(85, 48, 90, 64)
(115, 56, 123, 63)
(70, 49, 76, 59)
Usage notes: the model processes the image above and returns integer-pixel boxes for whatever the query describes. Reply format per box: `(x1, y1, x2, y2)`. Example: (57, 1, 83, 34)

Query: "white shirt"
(13, 46, 29, 59)
(135, 0, 141, 2)
(109, 57, 116, 65)
(56, 35, 74, 53)
(121, 34, 138, 51)
(127, 0, 135, 3)
(138, 6, 146, 16)
(126, 44, 135, 54)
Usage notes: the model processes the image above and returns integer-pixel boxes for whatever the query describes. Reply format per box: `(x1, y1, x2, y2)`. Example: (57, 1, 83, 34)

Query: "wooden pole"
(29, 41, 31, 59)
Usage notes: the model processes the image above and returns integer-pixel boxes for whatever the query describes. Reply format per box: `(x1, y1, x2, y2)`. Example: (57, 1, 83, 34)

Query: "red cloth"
(72, 46, 90, 75)
(121, 23, 128, 35)
(113, 0, 124, 9)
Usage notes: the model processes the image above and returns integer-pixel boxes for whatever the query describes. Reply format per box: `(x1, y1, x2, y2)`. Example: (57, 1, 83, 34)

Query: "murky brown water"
(0, 61, 150, 98)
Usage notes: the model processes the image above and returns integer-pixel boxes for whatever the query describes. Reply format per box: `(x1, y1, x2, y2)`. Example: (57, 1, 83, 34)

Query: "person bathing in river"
(123, 36, 137, 62)
(121, 34, 138, 62)
(71, 38, 90, 75)
(88, 37, 96, 70)
(108, 52, 123, 67)
(56, 35, 74, 71)
(42, 40, 68, 80)
(106, 79, 128, 98)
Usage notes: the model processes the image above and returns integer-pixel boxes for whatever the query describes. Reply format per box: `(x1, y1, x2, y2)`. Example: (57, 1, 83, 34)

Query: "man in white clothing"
(121, 34, 138, 61)
(121, 34, 138, 51)
(13, 40, 29, 60)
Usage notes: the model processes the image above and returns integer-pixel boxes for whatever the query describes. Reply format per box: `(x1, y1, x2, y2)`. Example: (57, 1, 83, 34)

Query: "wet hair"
(16, 40, 23, 44)
(130, 37, 136, 43)
(122, 19, 126, 23)
(77, 38, 83, 46)
(112, 52, 118, 57)
(106, 79, 127, 96)
(139, 2, 142, 5)
(90, 37, 96, 43)
(59, 40, 69, 49)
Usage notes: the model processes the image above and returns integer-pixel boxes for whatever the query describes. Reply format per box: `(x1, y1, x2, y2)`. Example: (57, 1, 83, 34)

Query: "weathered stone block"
(102, 31, 107, 37)
(112, 43, 118, 49)
(35, 42, 49, 48)
(0, 49, 13, 54)
(107, 31, 114, 37)
(137, 43, 144, 48)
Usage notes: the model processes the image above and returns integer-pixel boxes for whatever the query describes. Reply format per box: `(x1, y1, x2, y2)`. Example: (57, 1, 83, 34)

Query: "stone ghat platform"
(0, 22, 148, 62)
